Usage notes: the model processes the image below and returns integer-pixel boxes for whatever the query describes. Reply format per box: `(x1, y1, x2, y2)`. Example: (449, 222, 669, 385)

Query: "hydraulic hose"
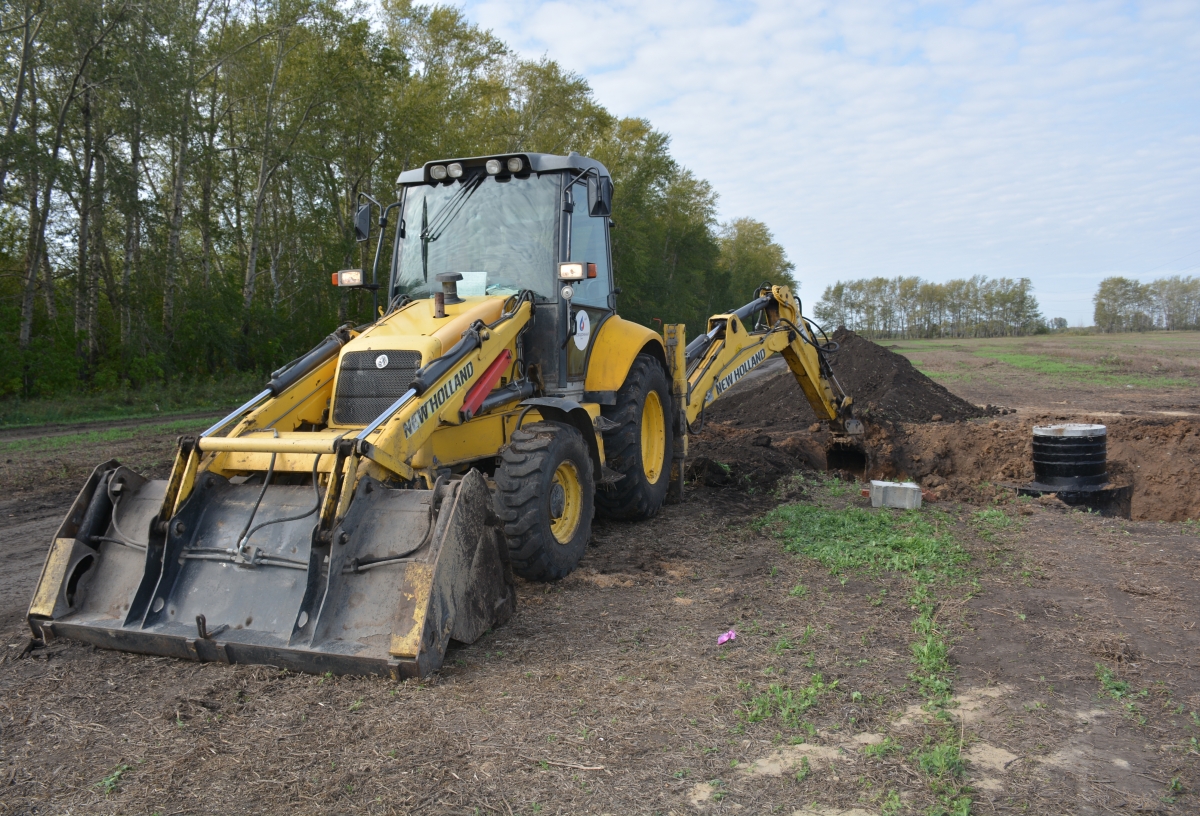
(267, 328, 350, 396)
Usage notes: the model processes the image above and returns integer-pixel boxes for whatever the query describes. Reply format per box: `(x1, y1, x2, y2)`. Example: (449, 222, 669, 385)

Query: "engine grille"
(333, 350, 423, 425)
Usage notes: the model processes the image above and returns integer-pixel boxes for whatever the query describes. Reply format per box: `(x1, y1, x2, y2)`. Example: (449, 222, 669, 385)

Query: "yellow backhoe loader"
(28, 152, 862, 678)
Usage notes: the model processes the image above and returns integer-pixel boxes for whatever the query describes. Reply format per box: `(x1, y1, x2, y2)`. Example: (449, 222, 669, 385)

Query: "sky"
(460, 0, 1200, 325)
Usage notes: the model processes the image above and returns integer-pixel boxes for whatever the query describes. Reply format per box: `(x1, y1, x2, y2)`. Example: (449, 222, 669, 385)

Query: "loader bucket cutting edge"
(28, 463, 515, 678)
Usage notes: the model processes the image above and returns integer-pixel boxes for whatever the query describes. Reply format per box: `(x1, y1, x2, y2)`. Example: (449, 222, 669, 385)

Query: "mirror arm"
(367, 200, 404, 321)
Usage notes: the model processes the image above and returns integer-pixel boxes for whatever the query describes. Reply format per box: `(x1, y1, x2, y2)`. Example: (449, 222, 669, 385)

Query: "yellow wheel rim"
(549, 460, 583, 544)
(641, 390, 666, 484)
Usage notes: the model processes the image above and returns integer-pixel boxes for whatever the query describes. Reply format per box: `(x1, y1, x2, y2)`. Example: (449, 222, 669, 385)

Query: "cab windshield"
(391, 172, 560, 300)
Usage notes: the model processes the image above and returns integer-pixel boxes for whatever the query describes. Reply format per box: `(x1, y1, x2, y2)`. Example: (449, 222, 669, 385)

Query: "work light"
(333, 269, 364, 287)
(429, 165, 447, 180)
(486, 159, 502, 175)
(507, 157, 523, 173)
(447, 163, 463, 178)
(558, 262, 584, 281)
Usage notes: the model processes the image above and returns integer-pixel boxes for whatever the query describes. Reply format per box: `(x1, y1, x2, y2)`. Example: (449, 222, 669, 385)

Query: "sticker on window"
(457, 270, 489, 297)
(573, 310, 591, 351)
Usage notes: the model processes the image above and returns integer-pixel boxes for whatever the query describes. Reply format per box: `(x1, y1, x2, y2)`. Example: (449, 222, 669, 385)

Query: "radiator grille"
(333, 350, 422, 425)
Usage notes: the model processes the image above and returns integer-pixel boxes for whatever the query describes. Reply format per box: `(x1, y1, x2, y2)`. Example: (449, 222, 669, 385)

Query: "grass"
(759, 505, 969, 581)
(0, 417, 211, 455)
(0, 372, 262, 428)
(743, 675, 836, 729)
(761, 483, 977, 813)
(889, 332, 1199, 389)
(968, 349, 1192, 387)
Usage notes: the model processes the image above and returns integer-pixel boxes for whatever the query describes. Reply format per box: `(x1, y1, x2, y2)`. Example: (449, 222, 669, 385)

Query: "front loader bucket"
(28, 464, 515, 678)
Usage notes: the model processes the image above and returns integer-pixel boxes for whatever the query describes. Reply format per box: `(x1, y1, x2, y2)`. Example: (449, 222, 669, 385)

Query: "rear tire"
(494, 421, 595, 581)
(595, 354, 674, 520)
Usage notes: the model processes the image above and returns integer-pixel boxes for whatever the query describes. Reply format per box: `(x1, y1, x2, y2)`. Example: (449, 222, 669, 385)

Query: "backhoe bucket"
(28, 464, 515, 678)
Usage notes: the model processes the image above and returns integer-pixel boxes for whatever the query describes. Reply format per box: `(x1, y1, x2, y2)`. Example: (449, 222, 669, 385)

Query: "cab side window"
(568, 181, 612, 308)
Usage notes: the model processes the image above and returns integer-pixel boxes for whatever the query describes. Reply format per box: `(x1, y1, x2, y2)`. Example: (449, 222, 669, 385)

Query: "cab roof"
(396, 151, 609, 186)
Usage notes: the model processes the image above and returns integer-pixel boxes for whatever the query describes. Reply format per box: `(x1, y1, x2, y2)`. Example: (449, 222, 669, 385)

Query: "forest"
(1092, 276, 1200, 333)
(813, 275, 1048, 340)
(0, 0, 795, 400)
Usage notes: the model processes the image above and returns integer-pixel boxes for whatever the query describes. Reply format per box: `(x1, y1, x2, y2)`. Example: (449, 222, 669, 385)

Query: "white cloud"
(464, 0, 1200, 323)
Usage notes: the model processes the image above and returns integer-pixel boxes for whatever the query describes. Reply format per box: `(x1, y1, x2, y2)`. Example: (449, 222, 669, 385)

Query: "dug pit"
(690, 329, 1200, 521)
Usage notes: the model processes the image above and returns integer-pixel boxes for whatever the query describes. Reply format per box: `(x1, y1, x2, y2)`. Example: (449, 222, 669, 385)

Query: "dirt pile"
(706, 328, 987, 428)
(825, 328, 989, 422)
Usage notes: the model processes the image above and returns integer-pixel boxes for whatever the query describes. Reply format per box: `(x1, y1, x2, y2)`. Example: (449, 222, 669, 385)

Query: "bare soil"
(2, 335, 1199, 815)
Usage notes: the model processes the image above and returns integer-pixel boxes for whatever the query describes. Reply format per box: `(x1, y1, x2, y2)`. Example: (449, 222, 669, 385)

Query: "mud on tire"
(595, 354, 674, 521)
(494, 421, 595, 582)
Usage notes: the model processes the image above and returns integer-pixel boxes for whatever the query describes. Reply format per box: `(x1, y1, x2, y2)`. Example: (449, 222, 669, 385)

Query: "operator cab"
(387, 152, 616, 398)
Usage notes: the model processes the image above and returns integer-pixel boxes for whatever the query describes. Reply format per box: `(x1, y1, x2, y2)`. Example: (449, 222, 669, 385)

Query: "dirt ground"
(2, 335, 1199, 815)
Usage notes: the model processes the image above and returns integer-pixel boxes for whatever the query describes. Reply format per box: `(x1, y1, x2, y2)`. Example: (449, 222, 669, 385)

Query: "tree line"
(1093, 276, 1200, 332)
(0, 0, 794, 399)
(813, 275, 1047, 339)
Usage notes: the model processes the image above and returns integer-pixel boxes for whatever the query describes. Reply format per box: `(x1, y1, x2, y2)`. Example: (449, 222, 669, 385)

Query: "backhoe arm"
(680, 284, 861, 436)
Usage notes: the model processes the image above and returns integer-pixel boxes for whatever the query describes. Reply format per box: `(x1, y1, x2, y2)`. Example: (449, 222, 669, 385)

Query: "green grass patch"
(969, 350, 1192, 387)
(763, 497, 975, 813)
(0, 372, 262, 428)
(742, 675, 837, 728)
(915, 743, 964, 778)
(0, 418, 209, 455)
(1096, 663, 1147, 702)
(759, 505, 969, 580)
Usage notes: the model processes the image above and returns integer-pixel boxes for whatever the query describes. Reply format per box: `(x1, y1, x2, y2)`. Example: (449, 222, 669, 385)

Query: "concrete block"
(869, 480, 922, 509)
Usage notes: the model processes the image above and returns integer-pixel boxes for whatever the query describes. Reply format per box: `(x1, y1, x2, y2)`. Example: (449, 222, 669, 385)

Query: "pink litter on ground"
(717, 629, 737, 645)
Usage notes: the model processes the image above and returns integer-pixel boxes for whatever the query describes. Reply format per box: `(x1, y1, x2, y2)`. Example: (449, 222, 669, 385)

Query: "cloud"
(463, 0, 1200, 323)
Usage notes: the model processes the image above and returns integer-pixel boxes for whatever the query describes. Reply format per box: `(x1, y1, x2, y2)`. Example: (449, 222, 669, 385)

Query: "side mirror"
(587, 175, 613, 217)
(353, 204, 371, 243)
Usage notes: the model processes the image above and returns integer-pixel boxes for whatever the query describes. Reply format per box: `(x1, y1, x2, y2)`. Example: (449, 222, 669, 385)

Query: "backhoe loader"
(28, 151, 862, 678)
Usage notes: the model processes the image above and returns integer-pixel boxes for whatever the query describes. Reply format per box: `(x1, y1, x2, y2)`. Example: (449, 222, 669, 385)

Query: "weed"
(863, 737, 902, 758)
(743, 675, 836, 728)
(794, 756, 811, 781)
(1096, 663, 1146, 700)
(911, 634, 949, 676)
(916, 743, 964, 778)
(97, 764, 131, 795)
(928, 794, 973, 816)
(880, 790, 902, 816)
(972, 507, 1014, 540)
(789, 583, 809, 598)
(771, 637, 793, 655)
(349, 698, 364, 712)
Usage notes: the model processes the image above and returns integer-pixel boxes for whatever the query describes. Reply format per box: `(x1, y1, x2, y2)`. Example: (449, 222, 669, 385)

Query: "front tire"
(595, 354, 674, 520)
(494, 421, 595, 581)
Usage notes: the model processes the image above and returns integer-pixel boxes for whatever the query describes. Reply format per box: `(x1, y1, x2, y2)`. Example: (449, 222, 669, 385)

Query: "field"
(1, 332, 1198, 815)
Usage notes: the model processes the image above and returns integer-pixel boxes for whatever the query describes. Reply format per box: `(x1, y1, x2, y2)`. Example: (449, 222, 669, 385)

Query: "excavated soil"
(868, 413, 1200, 521)
(692, 330, 1199, 522)
(706, 328, 988, 427)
